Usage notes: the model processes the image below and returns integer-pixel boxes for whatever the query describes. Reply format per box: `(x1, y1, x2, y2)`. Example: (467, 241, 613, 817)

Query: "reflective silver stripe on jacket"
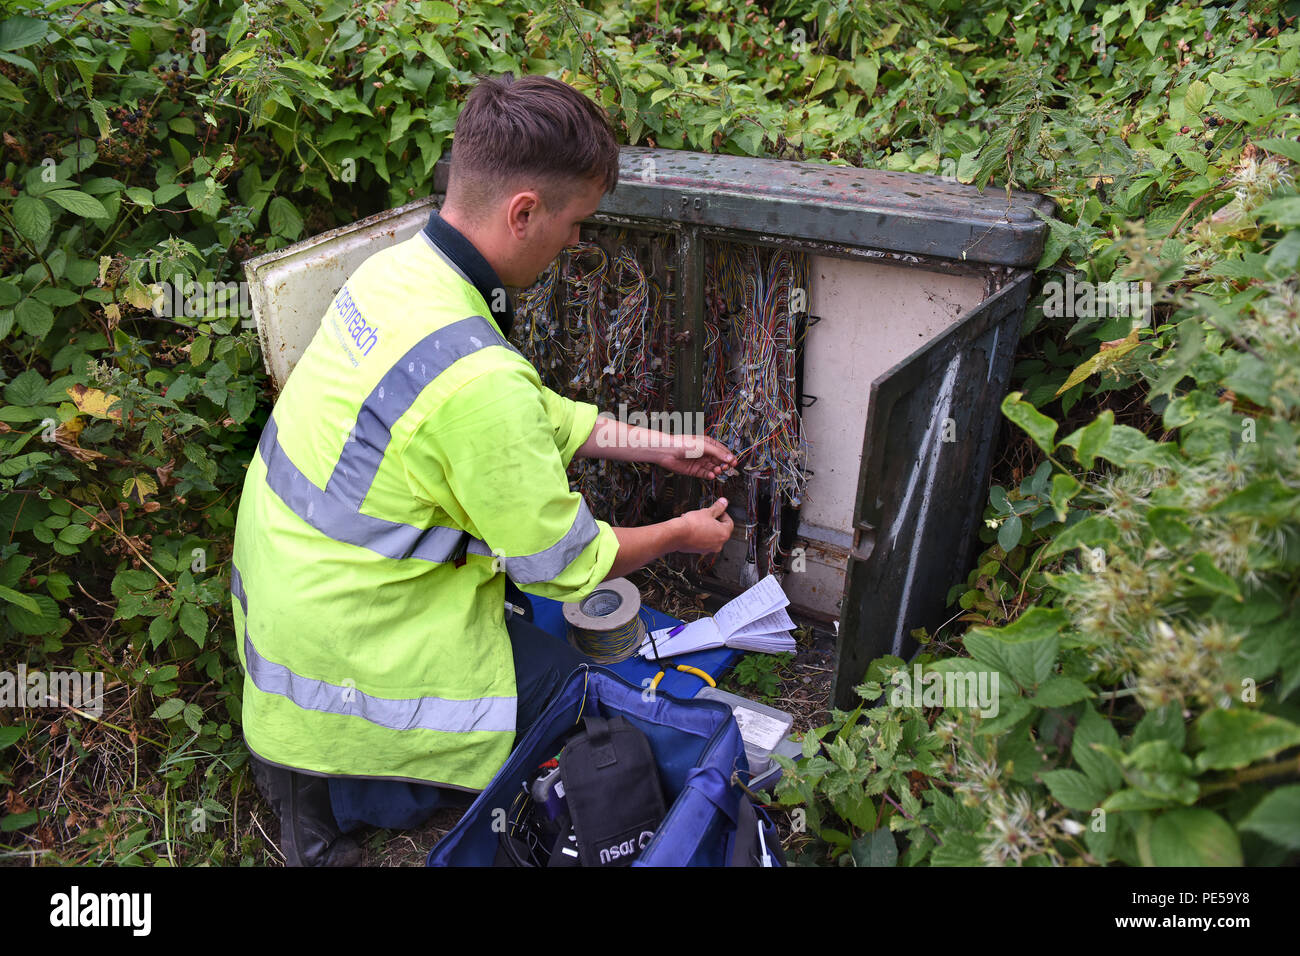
(327, 314, 517, 510)
(259, 414, 473, 563)
(257, 307, 599, 575)
(500, 498, 600, 584)
(231, 565, 515, 734)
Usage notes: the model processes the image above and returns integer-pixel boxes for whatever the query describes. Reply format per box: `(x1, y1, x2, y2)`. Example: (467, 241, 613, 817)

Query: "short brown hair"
(447, 74, 620, 217)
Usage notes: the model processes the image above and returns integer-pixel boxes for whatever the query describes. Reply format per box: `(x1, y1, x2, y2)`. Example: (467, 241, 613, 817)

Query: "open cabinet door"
(832, 272, 1035, 709)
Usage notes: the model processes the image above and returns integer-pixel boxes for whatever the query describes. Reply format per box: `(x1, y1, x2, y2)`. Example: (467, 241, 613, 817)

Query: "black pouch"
(558, 714, 667, 867)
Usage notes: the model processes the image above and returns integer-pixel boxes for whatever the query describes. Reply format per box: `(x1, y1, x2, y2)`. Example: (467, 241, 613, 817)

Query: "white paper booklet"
(638, 574, 796, 658)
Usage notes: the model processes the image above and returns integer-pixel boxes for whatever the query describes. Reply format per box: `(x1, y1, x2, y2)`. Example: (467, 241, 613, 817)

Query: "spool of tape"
(562, 577, 647, 664)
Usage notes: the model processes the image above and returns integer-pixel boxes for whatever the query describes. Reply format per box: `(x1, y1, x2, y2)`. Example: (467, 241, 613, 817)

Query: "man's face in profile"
(515, 177, 605, 287)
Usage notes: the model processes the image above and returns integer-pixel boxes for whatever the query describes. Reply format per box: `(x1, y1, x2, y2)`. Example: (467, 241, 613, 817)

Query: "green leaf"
(1049, 473, 1080, 523)
(996, 513, 1022, 551)
(0, 724, 28, 749)
(850, 829, 897, 867)
(125, 186, 155, 210)
(1074, 706, 1123, 791)
(145, 664, 179, 687)
(1001, 391, 1057, 454)
(4, 368, 47, 406)
(268, 196, 304, 240)
(1105, 787, 1181, 812)
(963, 609, 1061, 690)
(0, 16, 46, 51)
(1257, 138, 1300, 165)
(5, 591, 62, 634)
(56, 524, 92, 545)
(1194, 709, 1300, 771)
(1031, 677, 1094, 707)
(151, 697, 185, 720)
(1238, 786, 1300, 850)
(1040, 769, 1105, 811)
(15, 297, 53, 338)
(1040, 514, 1118, 560)
(1147, 507, 1192, 548)
(178, 603, 208, 645)
(44, 189, 108, 219)
(0, 584, 39, 614)
(1148, 809, 1242, 867)
(182, 702, 204, 734)
(1094, 424, 1180, 468)
(1061, 410, 1113, 470)
(12, 194, 50, 242)
(0, 810, 39, 831)
(1130, 705, 1185, 751)
(1178, 552, 1241, 601)
(110, 569, 156, 599)
(148, 614, 174, 649)
(1257, 196, 1300, 228)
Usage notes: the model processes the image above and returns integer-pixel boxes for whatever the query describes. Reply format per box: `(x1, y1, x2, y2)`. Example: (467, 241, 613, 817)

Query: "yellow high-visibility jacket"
(230, 211, 618, 790)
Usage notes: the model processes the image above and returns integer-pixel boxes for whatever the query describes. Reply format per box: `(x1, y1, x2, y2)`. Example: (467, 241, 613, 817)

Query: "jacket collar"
(420, 209, 515, 338)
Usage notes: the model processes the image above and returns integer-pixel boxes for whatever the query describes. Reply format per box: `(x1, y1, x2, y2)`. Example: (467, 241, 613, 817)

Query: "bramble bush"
(1, 0, 1296, 865)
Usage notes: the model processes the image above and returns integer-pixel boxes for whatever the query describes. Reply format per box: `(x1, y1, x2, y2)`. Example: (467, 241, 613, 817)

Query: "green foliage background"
(0, 0, 1296, 865)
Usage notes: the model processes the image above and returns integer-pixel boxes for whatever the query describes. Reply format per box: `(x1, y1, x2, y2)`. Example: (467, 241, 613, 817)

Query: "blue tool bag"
(427, 665, 784, 867)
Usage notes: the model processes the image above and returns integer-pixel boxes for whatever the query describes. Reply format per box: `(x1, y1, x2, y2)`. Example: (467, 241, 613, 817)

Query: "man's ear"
(506, 189, 543, 240)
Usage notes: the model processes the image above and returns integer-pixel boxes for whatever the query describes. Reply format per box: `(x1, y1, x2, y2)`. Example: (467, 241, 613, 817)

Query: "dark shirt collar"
(421, 209, 515, 339)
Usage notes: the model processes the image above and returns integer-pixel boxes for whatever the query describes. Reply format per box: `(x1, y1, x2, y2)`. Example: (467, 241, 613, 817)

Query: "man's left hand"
(656, 434, 737, 480)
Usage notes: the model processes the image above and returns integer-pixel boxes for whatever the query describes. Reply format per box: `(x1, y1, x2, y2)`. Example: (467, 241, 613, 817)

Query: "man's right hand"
(675, 498, 734, 554)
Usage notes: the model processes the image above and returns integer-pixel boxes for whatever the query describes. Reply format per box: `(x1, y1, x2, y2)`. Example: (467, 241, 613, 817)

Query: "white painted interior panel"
(798, 256, 987, 540)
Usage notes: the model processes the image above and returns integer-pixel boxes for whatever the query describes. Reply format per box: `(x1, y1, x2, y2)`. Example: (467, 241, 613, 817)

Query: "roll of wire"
(562, 577, 646, 664)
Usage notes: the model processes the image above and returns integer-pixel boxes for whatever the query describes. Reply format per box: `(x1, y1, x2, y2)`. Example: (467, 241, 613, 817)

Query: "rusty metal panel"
(427, 147, 1054, 266)
(438, 148, 1050, 268)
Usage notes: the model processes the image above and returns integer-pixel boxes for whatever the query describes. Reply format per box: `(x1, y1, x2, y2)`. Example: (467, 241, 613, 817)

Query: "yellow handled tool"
(649, 663, 717, 692)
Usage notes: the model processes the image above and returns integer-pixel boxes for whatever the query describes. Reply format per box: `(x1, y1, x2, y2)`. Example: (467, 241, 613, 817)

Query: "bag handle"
(582, 715, 618, 768)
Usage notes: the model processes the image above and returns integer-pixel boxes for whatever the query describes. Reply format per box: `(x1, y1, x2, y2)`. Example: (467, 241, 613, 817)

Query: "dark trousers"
(326, 607, 588, 833)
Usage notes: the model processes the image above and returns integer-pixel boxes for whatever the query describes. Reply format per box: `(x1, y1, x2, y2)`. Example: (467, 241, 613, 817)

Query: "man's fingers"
(708, 497, 728, 518)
